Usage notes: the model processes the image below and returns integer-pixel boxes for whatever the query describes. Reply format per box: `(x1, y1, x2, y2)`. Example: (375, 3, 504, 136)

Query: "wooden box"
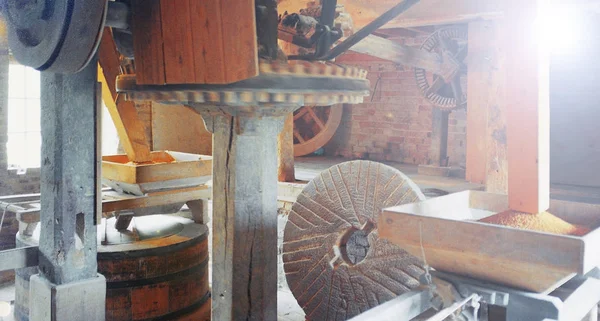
(379, 190, 600, 293)
(102, 151, 212, 195)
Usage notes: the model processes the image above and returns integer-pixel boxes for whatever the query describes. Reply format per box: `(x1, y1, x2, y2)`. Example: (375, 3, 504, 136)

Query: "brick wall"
(323, 43, 467, 167)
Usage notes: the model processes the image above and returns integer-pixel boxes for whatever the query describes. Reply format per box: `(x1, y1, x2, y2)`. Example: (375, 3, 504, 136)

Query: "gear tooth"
(193, 91, 204, 103)
(273, 93, 286, 103)
(257, 92, 270, 103)
(289, 94, 303, 104)
(240, 92, 254, 103)
(260, 61, 273, 74)
(223, 92, 236, 104)
(305, 95, 316, 104)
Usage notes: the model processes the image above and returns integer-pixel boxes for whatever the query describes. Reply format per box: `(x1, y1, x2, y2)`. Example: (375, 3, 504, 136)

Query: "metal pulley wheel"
(2, 0, 108, 73)
(283, 160, 427, 320)
(415, 27, 468, 110)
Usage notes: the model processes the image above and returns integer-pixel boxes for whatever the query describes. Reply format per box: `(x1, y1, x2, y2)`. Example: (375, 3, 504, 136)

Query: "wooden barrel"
(15, 215, 210, 321)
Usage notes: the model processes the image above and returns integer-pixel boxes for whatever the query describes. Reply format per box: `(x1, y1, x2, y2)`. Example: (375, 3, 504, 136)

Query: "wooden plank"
(505, 0, 550, 213)
(16, 186, 211, 224)
(102, 152, 212, 184)
(131, 0, 165, 85)
(189, 0, 226, 84)
(159, 0, 196, 84)
(220, 0, 259, 83)
(350, 35, 447, 75)
(98, 68, 152, 163)
(465, 22, 491, 185)
(277, 114, 295, 182)
(379, 199, 584, 292)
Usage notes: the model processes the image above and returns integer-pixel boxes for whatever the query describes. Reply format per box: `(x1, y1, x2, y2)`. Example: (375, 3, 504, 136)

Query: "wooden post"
(277, 113, 295, 182)
(466, 20, 508, 193)
(203, 113, 282, 320)
(505, 0, 550, 213)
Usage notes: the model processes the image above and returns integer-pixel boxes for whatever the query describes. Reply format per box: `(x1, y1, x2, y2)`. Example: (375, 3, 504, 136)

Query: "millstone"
(283, 160, 427, 320)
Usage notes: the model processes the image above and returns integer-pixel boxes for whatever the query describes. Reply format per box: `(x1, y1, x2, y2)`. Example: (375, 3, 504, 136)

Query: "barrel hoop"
(141, 291, 211, 321)
(106, 257, 208, 289)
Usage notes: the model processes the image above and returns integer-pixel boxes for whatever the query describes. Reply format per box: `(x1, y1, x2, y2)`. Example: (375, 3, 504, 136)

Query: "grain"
(480, 210, 590, 236)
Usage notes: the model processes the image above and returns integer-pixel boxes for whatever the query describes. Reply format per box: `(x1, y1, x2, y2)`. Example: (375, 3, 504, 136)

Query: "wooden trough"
(379, 190, 600, 293)
(102, 151, 212, 196)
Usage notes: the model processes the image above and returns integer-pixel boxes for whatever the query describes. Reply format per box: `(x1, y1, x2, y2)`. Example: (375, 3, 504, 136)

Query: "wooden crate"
(379, 190, 600, 293)
(102, 151, 212, 195)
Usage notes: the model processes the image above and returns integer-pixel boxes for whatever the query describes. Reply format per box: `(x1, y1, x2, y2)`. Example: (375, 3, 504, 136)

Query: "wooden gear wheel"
(414, 27, 468, 110)
(293, 105, 343, 157)
(283, 160, 427, 320)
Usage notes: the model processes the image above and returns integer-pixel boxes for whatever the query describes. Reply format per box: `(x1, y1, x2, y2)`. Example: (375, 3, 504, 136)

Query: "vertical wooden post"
(465, 20, 489, 184)
(277, 113, 295, 182)
(203, 113, 281, 320)
(466, 20, 508, 193)
(505, 0, 550, 213)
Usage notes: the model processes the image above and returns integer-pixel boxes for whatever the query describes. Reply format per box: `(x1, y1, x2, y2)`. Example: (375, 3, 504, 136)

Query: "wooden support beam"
(277, 114, 295, 182)
(350, 35, 455, 78)
(505, 0, 550, 213)
(203, 114, 281, 320)
(98, 29, 152, 163)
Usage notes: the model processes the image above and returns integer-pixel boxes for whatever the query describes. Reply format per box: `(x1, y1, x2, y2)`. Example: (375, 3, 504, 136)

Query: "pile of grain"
(480, 210, 590, 236)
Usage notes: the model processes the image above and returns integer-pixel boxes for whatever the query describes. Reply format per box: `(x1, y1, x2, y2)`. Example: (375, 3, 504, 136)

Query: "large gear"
(116, 60, 370, 107)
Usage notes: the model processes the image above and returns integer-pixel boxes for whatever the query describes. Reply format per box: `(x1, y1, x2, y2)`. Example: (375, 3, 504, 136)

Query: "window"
(7, 64, 41, 170)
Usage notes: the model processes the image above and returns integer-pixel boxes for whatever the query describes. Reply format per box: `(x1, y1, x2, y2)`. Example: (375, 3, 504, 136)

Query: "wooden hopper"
(102, 151, 212, 196)
(379, 190, 600, 293)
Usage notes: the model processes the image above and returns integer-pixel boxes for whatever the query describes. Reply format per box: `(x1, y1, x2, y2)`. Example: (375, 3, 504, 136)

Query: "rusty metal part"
(293, 104, 343, 157)
(3, 0, 107, 73)
(283, 160, 427, 320)
(116, 60, 370, 107)
(415, 27, 468, 110)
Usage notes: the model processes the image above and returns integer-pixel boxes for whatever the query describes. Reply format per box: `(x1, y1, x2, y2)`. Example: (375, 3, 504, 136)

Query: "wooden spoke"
(293, 128, 305, 143)
(293, 107, 310, 121)
(450, 77, 463, 105)
(305, 106, 326, 130)
(425, 76, 446, 96)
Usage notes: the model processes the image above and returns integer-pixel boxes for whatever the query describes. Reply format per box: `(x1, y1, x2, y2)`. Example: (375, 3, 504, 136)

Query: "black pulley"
(2, 0, 108, 73)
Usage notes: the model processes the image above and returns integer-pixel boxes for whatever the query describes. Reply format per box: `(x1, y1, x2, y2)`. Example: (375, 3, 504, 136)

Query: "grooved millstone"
(283, 161, 427, 320)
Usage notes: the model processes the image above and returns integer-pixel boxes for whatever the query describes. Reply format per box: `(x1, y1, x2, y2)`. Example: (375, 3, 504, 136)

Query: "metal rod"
(322, 0, 419, 60)
(320, 0, 338, 28)
(348, 289, 433, 321)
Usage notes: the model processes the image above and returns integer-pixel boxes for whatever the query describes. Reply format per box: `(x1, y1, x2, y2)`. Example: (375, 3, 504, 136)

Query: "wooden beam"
(465, 22, 491, 185)
(277, 114, 295, 182)
(505, 0, 550, 213)
(350, 35, 451, 76)
(98, 29, 152, 163)
(278, 0, 503, 29)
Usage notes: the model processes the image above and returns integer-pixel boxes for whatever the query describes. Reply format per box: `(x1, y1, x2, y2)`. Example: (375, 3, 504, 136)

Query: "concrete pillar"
(30, 61, 106, 321)
(202, 110, 285, 320)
